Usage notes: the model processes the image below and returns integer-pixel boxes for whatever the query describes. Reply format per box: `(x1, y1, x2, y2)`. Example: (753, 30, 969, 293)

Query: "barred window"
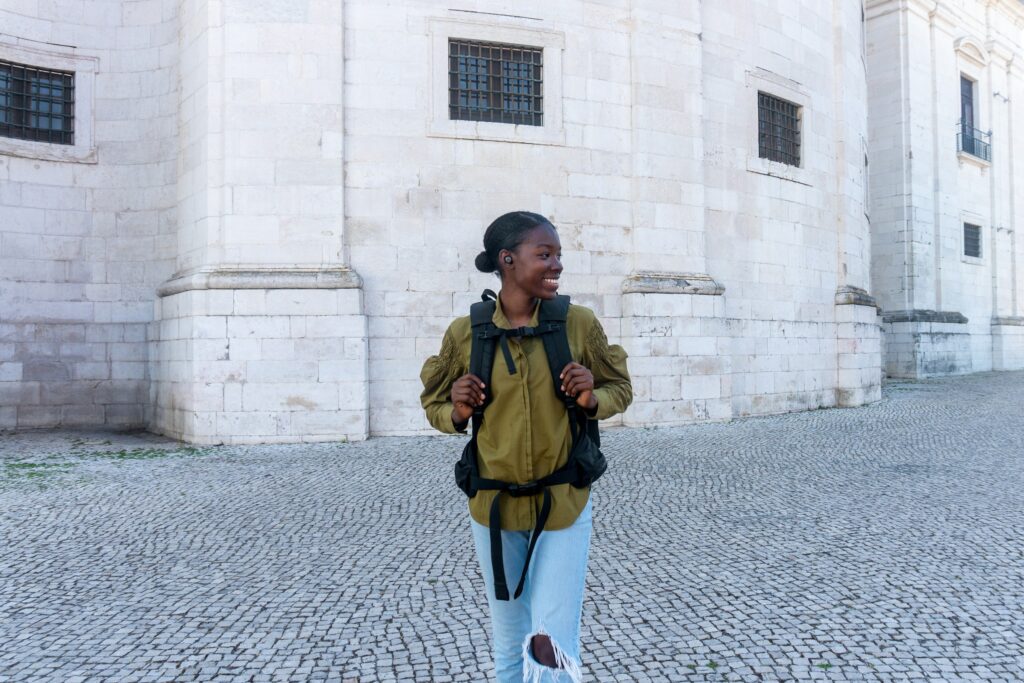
(964, 223, 981, 258)
(0, 59, 75, 145)
(448, 39, 543, 126)
(758, 92, 800, 166)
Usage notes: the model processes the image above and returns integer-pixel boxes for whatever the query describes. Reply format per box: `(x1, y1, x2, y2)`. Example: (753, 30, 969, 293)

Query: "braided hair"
(474, 211, 554, 277)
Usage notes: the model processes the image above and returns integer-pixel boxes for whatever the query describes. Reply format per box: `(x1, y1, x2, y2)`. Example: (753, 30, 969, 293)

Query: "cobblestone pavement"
(2, 372, 1024, 682)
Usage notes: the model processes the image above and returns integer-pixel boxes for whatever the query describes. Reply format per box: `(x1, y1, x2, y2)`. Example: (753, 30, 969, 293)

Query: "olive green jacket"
(420, 296, 632, 531)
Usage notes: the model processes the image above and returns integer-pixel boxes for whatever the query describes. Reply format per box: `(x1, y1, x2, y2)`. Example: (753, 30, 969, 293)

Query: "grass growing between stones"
(4, 462, 74, 477)
(1, 443, 213, 490)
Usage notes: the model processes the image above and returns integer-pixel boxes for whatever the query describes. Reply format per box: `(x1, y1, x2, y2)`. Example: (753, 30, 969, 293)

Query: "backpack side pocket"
(454, 440, 478, 497)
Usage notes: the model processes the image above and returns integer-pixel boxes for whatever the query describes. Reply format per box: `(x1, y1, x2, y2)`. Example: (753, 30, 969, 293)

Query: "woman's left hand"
(560, 362, 597, 411)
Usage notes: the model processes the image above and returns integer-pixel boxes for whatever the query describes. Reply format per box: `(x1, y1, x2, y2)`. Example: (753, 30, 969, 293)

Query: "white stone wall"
(0, 0, 178, 429)
(701, 0, 880, 415)
(2, 0, 888, 442)
(343, 0, 880, 436)
(867, 0, 1024, 377)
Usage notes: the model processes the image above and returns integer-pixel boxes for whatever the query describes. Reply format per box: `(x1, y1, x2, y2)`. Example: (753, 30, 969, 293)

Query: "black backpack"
(454, 289, 606, 600)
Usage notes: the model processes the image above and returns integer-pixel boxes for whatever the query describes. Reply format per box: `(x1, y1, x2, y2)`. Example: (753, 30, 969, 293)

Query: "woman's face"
(503, 223, 563, 300)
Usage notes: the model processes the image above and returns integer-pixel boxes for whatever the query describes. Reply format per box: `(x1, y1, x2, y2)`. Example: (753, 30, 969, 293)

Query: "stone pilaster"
(151, 0, 368, 443)
(620, 273, 729, 426)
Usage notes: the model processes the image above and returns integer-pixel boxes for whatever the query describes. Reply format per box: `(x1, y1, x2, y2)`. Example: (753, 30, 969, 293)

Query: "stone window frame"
(0, 41, 97, 163)
(960, 213, 985, 266)
(428, 17, 565, 146)
(954, 37, 991, 169)
(744, 68, 812, 186)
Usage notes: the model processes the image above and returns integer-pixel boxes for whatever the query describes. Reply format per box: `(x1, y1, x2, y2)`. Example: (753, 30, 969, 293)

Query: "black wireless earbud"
(503, 255, 513, 264)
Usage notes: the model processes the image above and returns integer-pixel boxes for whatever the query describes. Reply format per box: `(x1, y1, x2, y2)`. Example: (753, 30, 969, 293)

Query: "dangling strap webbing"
(488, 484, 564, 600)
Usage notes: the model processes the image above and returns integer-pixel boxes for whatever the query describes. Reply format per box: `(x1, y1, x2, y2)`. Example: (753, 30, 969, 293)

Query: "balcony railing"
(958, 120, 991, 162)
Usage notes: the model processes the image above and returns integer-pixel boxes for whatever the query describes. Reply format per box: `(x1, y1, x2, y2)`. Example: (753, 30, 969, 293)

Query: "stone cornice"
(621, 271, 724, 296)
(835, 286, 879, 308)
(985, 38, 1017, 65)
(992, 316, 1024, 326)
(158, 265, 363, 297)
(987, 0, 1024, 25)
(882, 309, 968, 324)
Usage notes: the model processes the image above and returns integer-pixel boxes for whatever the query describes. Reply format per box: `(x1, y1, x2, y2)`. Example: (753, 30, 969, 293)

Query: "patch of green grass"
(3, 445, 211, 487)
(49, 445, 209, 462)
(3, 461, 74, 485)
(5, 462, 72, 472)
(816, 662, 833, 671)
(706, 660, 719, 670)
(107, 447, 201, 460)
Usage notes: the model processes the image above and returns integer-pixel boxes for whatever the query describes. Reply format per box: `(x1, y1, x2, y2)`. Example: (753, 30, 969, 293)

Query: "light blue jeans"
(471, 499, 593, 683)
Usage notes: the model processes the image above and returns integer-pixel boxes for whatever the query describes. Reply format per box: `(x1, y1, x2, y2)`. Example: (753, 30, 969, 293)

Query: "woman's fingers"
(452, 373, 486, 406)
(560, 365, 594, 396)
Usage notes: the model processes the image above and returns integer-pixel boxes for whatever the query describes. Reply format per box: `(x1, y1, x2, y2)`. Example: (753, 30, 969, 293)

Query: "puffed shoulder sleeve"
(419, 323, 468, 434)
(582, 314, 633, 421)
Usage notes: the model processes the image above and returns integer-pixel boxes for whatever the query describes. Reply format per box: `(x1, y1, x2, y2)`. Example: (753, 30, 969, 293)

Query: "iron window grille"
(758, 92, 801, 166)
(957, 120, 991, 162)
(0, 59, 75, 145)
(963, 223, 981, 258)
(448, 39, 543, 126)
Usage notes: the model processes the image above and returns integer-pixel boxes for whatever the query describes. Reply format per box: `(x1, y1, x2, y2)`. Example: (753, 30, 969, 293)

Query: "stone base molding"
(157, 265, 362, 296)
(834, 295, 882, 407)
(149, 267, 368, 445)
(881, 310, 972, 378)
(834, 285, 878, 308)
(621, 271, 725, 296)
(882, 309, 969, 324)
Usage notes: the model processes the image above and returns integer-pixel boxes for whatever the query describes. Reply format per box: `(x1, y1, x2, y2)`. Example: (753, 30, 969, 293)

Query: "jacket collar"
(493, 293, 541, 329)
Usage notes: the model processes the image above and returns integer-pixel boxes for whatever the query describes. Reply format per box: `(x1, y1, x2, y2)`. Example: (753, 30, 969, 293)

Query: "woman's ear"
(498, 250, 513, 267)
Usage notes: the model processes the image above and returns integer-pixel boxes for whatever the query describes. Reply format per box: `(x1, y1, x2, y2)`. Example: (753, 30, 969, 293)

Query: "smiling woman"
(420, 211, 633, 682)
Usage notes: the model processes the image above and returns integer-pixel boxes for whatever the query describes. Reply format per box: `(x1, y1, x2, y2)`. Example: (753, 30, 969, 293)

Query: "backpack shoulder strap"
(539, 296, 601, 445)
(538, 296, 575, 408)
(469, 294, 499, 411)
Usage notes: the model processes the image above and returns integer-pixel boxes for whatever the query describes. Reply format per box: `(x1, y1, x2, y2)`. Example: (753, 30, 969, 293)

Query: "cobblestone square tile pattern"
(2, 372, 1024, 682)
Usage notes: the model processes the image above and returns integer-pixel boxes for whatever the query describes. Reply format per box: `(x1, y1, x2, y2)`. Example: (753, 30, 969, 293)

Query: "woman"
(420, 211, 632, 682)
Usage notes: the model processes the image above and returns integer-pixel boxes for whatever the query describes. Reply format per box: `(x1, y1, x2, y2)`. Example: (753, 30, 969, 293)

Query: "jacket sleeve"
(582, 315, 633, 421)
(419, 325, 467, 434)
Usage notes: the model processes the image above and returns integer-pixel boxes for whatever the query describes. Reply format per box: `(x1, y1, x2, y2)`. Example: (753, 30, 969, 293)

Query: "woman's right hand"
(450, 373, 486, 427)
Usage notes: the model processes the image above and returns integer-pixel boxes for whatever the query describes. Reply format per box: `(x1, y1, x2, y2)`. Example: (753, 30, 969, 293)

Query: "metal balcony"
(958, 120, 991, 162)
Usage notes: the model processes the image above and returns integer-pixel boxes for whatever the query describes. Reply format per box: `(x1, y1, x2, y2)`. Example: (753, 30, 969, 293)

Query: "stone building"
(5, 0, 993, 445)
(867, 0, 1024, 377)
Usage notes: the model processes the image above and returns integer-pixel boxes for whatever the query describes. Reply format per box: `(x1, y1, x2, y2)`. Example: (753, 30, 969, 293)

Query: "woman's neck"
(498, 287, 537, 327)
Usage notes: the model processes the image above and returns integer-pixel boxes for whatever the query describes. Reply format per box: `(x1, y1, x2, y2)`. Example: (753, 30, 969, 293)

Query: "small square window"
(758, 92, 801, 166)
(448, 39, 543, 127)
(0, 59, 75, 145)
(963, 223, 981, 258)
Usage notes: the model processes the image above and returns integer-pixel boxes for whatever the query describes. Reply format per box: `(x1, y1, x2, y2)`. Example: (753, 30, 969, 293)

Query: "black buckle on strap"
(505, 481, 543, 497)
(508, 326, 537, 338)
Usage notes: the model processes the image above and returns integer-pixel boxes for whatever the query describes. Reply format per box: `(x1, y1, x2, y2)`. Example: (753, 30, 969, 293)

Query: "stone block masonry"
(149, 268, 368, 445)
(21, 0, 1024, 442)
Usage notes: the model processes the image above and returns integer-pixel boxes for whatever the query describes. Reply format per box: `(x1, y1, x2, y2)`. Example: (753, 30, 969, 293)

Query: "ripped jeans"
(471, 499, 593, 683)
